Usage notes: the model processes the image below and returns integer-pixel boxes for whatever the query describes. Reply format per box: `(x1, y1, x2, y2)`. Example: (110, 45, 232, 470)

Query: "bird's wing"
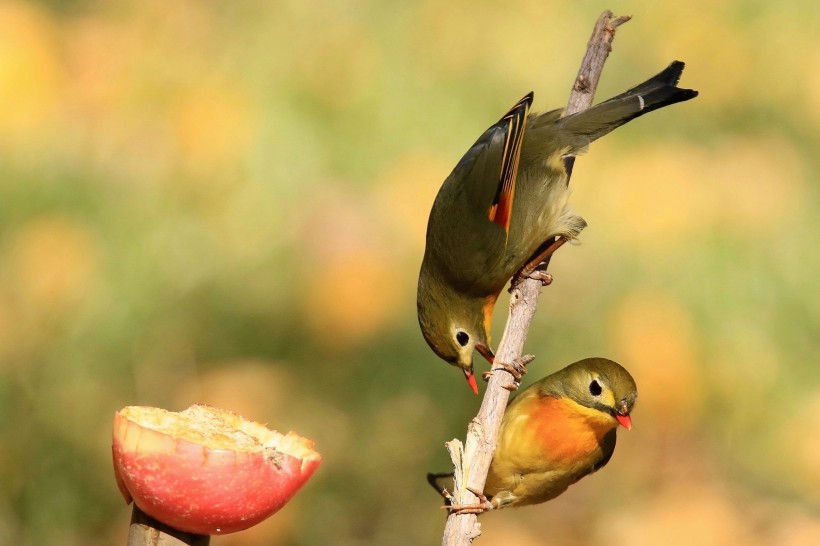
(487, 92, 533, 234)
(424, 95, 534, 288)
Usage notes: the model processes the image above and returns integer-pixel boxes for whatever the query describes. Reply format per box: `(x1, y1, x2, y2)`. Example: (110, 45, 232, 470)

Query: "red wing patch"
(488, 92, 533, 233)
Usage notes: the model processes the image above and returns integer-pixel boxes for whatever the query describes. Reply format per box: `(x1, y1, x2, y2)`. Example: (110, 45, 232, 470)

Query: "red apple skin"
(112, 411, 322, 535)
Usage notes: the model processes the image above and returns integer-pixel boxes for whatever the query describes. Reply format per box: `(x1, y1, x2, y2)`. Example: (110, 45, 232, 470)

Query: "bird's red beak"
(475, 343, 495, 364)
(616, 400, 632, 429)
(615, 414, 632, 430)
(463, 367, 479, 395)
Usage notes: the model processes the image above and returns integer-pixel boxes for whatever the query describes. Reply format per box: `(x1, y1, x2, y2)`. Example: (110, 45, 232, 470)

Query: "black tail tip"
(662, 60, 687, 85)
(682, 88, 699, 100)
(659, 61, 698, 101)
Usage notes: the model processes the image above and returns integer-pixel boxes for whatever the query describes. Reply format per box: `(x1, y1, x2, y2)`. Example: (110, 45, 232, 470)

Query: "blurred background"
(1, 0, 819, 544)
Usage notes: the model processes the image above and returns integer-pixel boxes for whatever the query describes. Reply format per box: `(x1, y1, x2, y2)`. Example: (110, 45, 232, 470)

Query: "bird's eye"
(589, 379, 602, 396)
(456, 331, 470, 347)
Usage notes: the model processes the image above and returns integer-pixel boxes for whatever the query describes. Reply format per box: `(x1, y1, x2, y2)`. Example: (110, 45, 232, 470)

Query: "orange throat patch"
(527, 395, 616, 465)
(481, 294, 498, 344)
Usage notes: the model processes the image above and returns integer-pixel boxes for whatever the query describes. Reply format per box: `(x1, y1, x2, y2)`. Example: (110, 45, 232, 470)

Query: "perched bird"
(429, 357, 637, 511)
(417, 62, 697, 392)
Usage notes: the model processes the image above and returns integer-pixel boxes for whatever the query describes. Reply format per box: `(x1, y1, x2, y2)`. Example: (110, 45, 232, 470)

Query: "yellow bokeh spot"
(62, 16, 133, 116)
(468, 514, 547, 546)
(603, 482, 759, 546)
(807, 43, 820, 129)
(771, 514, 820, 546)
(413, 0, 493, 76)
(5, 215, 100, 317)
(174, 360, 296, 423)
(296, 23, 381, 109)
(412, 0, 578, 85)
(655, 14, 752, 111)
(172, 84, 253, 172)
(372, 151, 452, 250)
(578, 143, 715, 251)
(305, 249, 399, 349)
(0, 2, 61, 140)
(711, 137, 804, 234)
(578, 134, 803, 251)
(298, 189, 403, 348)
(779, 389, 820, 493)
(608, 289, 702, 427)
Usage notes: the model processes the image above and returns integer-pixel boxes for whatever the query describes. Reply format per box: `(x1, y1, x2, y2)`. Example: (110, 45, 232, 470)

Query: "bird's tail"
(557, 61, 698, 146)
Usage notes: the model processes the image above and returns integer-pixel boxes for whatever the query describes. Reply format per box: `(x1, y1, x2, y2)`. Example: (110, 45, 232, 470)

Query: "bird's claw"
(510, 236, 568, 291)
(482, 355, 535, 391)
(446, 487, 495, 515)
(510, 268, 552, 290)
(526, 270, 553, 286)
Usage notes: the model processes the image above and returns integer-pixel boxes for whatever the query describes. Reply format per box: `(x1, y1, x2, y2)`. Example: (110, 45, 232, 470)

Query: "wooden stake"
(128, 506, 210, 546)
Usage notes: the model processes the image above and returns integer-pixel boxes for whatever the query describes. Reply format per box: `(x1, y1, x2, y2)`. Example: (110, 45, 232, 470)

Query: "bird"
(428, 357, 637, 511)
(417, 62, 697, 392)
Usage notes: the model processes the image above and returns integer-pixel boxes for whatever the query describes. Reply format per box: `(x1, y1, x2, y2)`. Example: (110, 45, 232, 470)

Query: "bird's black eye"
(589, 379, 602, 396)
(456, 331, 470, 347)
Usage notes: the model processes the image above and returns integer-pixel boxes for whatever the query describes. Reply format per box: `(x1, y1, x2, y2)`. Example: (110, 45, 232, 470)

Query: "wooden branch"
(440, 10, 630, 546)
(567, 12, 632, 115)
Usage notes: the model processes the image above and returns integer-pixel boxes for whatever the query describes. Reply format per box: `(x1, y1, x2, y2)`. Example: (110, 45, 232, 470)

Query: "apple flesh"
(112, 404, 322, 535)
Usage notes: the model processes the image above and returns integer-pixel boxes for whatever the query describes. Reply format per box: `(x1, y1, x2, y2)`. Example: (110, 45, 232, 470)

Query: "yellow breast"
(485, 394, 617, 507)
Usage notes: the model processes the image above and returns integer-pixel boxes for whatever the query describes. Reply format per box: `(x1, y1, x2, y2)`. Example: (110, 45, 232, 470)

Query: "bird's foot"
(445, 487, 495, 515)
(481, 355, 535, 391)
(526, 270, 553, 286)
(510, 266, 554, 290)
(510, 236, 567, 291)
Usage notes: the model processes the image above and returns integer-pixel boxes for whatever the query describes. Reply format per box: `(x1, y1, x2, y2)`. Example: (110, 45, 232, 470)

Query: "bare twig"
(440, 11, 630, 546)
(567, 12, 632, 115)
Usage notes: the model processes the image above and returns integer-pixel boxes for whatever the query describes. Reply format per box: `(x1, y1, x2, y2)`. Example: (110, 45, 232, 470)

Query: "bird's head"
(553, 358, 638, 429)
(417, 277, 494, 394)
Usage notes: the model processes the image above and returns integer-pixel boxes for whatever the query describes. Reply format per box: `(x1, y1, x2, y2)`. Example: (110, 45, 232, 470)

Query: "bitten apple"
(112, 404, 321, 535)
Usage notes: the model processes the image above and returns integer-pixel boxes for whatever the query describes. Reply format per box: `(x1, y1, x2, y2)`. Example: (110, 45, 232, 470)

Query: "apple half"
(112, 404, 322, 535)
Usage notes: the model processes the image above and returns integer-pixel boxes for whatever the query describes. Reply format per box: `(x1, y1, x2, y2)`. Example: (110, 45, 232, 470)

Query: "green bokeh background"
(1, 1, 819, 544)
